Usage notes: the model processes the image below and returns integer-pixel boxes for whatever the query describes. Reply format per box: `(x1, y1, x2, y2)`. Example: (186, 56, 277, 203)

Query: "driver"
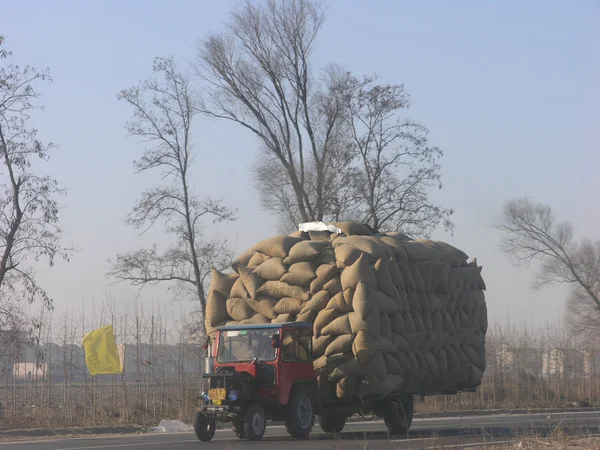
(251, 334, 274, 361)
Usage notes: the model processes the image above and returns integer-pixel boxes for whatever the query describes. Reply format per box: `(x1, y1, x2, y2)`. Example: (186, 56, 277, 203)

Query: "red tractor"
(194, 322, 415, 442)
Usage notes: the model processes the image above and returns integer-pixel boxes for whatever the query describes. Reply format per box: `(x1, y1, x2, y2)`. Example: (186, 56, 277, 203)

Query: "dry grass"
(474, 437, 600, 449)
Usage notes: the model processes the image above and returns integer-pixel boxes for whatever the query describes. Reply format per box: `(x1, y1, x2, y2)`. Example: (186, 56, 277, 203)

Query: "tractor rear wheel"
(318, 414, 346, 433)
(383, 395, 414, 435)
(285, 385, 315, 439)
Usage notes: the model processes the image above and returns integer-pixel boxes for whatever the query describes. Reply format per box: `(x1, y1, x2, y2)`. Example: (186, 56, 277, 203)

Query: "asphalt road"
(4, 411, 600, 450)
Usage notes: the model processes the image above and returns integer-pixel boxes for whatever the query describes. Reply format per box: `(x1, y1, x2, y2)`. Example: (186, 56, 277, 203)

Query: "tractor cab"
(195, 322, 318, 441)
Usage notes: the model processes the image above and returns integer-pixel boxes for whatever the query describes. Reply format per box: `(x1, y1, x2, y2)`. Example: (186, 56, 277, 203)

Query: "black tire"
(243, 404, 266, 441)
(383, 395, 414, 435)
(232, 419, 246, 439)
(194, 411, 216, 442)
(285, 385, 315, 439)
(318, 414, 346, 433)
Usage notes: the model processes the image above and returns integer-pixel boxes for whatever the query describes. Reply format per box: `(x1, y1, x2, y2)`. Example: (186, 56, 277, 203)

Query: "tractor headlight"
(228, 389, 238, 402)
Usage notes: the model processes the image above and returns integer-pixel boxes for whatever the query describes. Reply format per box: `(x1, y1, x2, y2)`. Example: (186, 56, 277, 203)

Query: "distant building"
(542, 348, 584, 378)
(499, 345, 543, 374)
(13, 362, 47, 380)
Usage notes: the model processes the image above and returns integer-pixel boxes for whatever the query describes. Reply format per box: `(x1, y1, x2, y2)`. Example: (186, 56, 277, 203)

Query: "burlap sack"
(314, 307, 341, 337)
(329, 358, 362, 380)
(341, 254, 377, 291)
(380, 312, 392, 340)
(239, 314, 270, 325)
(230, 277, 250, 299)
(257, 281, 310, 301)
(245, 295, 278, 319)
(431, 262, 450, 293)
(283, 240, 329, 265)
(397, 262, 416, 291)
(248, 251, 270, 268)
(280, 261, 317, 286)
(391, 333, 409, 352)
(432, 241, 469, 266)
(401, 240, 443, 262)
(232, 248, 254, 274)
(377, 236, 410, 263)
(288, 230, 308, 238)
(253, 258, 287, 281)
(323, 277, 343, 295)
(210, 268, 238, 296)
(336, 377, 359, 398)
(348, 310, 380, 338)
(253, 235, 304, 258)
(273, 313, 294, 323)
(384, 353, 404, 375)
(309, 230, 332, 241)
(313, 335, 334, 357)
(239, 266, 265, 298)
(205, 290, 228, 330)
(226, 297, 254, 321)
(383, 231, 413, 241)
(324, 334, 354, 355)
(353, 282, 398, 318)
(333, 236, 390, 261)
(327, 291, 353, 313)
(301, 290, 330, 314)
(317, 248, 336, 265)
(333, 222, 373, 236)
(309, 263, 339, 293)
(322, 314, 352, 335)
(274, 297, 304, 315)
(373, 259, 397, 298)
(333, 244, 364, 268)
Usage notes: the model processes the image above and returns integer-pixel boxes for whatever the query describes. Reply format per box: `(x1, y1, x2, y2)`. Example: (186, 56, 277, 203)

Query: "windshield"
(217, 329, 277, 363)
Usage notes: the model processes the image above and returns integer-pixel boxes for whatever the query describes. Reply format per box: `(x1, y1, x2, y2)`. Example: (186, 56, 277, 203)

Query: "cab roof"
(216, 322, 312, 331)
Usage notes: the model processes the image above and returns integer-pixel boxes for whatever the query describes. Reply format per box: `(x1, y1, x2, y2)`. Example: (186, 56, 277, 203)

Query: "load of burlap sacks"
(205, 222, 487, 400)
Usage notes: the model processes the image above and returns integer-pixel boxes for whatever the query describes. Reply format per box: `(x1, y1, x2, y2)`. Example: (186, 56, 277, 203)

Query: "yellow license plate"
(209, 388, 226, 401)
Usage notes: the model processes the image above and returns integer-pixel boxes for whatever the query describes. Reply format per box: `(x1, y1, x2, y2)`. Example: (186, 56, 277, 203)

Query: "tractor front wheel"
(243, 404, 266, 441)
(194, 411, 216, 442)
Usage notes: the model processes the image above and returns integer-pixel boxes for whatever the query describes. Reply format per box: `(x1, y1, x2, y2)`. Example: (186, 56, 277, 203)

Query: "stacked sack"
(205, 222, 487, 400)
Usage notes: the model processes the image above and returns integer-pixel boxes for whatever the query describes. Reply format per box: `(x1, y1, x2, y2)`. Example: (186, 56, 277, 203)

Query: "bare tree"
(0, 36, 74, 315)
(108, 56, 236, 318)
(493, 197, 600, 338)
(196, 0, 355, 226)
(196, 0, 452, 236)
(339, 71, 453, 235)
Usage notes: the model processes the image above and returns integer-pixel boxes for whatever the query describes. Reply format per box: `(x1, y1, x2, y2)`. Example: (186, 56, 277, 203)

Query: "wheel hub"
(296, 395, 312, 428)
(252, 411, 265, 434)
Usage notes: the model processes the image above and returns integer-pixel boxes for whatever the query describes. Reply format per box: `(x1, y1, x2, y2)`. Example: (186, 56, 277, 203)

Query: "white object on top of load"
(298, 221, 342, 234)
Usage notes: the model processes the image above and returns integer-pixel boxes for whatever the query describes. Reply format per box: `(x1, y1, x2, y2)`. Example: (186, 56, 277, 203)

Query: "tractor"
(194, 321, 414, 442)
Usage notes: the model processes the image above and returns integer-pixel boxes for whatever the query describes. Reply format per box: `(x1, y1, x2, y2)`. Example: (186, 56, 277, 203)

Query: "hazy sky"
(2, 0, 598, 328)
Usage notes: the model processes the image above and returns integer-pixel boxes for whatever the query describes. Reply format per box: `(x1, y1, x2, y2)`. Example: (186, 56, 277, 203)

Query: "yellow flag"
(82, 324, 122, 376)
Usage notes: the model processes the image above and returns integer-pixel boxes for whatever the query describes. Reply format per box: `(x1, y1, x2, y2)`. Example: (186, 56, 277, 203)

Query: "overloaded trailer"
(194, 221, 487, 441)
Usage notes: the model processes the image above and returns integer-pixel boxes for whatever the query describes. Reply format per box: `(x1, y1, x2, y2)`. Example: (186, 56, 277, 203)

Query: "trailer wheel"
(383, 395, 414, 435)
(244, 404, 266, 441)
(285, 385, 314, 439)
(193, 411, 216, 442)
(318, 414, 346, 433)
(232, 418, 246, 439)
